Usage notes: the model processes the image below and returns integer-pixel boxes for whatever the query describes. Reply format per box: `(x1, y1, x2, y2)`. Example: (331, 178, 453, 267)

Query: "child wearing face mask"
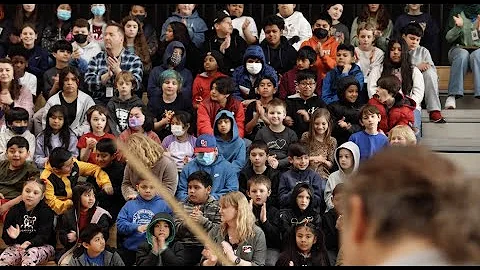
(162, 110, 197, 173)
(70, 18, 102, 76)
(88, 4, 109, 49)
(41, 4, 74, 56)
(118, 105, 161, 145)
(0, 107, 36, 161)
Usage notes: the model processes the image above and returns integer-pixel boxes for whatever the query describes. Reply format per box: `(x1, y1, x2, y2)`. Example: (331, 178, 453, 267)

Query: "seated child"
(192, 50, 226, 109)
(285, 69, 327, 138)
(118, 105, 161, 145)
(174, 171, 221, 266)
(254, 98, 298, 171)
(136, 212, 185, 266)
(0, 107, 36, 161)
(388, 125, 417, 146)
(0, 177, 56, 266)
(324, 141, 360, 212)
(323, 183, 345, 266)
(0, 136, 39, 221)
(348, 105, 388, 161)
(213, 109, 246, 173)
(40, 147, 113, 215)
(368, 75, 416, 134)
(116, 178, 173, 266)
(246, 175, 282, 266)
(69, 223, 125, 266)
(278, 143, 325, 212)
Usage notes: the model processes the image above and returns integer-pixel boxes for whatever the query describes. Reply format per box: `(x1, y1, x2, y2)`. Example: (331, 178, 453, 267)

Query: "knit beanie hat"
(204, 50, 225, 72)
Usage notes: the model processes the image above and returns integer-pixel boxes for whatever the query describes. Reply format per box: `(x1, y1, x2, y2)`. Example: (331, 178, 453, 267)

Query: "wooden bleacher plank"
(437, 66, 474, 94)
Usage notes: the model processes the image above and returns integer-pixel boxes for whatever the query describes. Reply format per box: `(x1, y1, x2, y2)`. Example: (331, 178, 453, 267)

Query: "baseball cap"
(194, 134, 217, 153)
(213, 10, 231, 25)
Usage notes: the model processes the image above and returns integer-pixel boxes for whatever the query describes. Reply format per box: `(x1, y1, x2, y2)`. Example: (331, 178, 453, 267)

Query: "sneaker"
(429, 110, 446, 123)
(444, 96, 456, 109)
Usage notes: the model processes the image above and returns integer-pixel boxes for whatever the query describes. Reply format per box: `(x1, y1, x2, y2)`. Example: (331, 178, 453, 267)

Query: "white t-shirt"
(19, 71, 37, 96)
(232, 16, 258, 42)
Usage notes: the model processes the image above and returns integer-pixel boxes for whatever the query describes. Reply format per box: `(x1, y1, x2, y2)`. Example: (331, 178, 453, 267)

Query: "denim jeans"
(447, 46, 480, 97)
(413, 108, 422, 140)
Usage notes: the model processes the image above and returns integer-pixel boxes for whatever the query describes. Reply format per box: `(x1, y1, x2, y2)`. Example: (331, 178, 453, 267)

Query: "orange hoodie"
(301, 36, 339, 83)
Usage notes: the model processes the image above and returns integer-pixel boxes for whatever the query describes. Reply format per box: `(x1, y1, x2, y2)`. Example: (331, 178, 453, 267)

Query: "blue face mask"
(197, 152, 215, 166)
(57, 9, 71, 21)
(91, 5, 106, 16)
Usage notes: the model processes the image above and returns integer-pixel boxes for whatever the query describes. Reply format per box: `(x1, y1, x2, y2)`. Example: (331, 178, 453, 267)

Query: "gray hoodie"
(324, 141, 360, 212)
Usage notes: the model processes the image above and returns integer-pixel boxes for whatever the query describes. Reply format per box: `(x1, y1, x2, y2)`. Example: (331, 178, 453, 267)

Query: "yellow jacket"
(41, 158, 111, 215)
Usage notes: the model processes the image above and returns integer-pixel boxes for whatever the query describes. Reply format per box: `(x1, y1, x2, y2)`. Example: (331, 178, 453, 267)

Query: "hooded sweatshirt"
(213, 110, 246, 173)
(160, 10, 208, 49)
(260, 35, 298, 76)
(107, 95, 144, 136)
(147, 41, 193, 106)
(278, 167, 325, 210)
(232, 45, 279, 100)
(136, 212, 185, 266)
(116, 195, 173, 251)
(322, 63, 364, 105)
(324, 141, 360, 211)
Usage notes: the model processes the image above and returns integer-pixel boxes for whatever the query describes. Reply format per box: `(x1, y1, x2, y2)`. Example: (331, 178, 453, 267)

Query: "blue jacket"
(176, 155, 238, 201)
(116, 195, 172, 251)
(278, 168, 325, 209)
(160, 11, 208, 49)
(322, 63, 364, 105)
(214, 110, 246, 173)
(232, 45, 278, 100)
(147, 41, 193, 107)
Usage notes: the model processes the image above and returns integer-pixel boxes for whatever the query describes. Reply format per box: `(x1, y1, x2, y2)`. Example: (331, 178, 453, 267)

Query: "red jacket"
(278, 67, 322, 99)
(192, 71, 226, 104)
(197, 97, 245, 138)
(367, 94, 416, 134)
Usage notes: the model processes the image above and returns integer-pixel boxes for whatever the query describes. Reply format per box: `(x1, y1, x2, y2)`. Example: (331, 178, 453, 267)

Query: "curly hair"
(126, 133, 164, 168)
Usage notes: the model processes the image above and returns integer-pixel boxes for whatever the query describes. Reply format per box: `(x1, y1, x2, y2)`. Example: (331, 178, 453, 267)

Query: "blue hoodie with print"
(160, 10, 208, 49)
(214, 110, 247, 173)
(116, 195, 173, 251)
(232, 45, 279, 100)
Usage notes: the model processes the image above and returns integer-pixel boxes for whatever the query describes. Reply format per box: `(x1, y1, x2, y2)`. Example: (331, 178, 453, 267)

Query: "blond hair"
(126, 133, 164, 168)
(219, 191, 256, 242)
(388, 125, 417, 145)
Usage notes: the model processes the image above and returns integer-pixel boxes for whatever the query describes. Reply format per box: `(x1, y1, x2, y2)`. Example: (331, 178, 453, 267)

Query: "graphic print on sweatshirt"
(21, 215, 37, 233)
(133, 209, 155, 225)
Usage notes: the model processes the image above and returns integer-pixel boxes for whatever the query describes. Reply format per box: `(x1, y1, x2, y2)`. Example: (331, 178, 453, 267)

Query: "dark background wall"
(5, 4, 456, 65)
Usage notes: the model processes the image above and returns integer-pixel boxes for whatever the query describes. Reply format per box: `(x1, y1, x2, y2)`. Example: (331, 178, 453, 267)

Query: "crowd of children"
(0, 3, 472, 266)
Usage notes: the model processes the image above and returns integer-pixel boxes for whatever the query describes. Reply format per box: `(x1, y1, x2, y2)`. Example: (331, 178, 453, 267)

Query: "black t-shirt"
(59, 92, 78, 127)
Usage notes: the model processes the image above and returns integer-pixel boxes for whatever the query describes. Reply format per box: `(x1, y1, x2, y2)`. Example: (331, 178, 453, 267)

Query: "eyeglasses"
(299, 82, 316, 88)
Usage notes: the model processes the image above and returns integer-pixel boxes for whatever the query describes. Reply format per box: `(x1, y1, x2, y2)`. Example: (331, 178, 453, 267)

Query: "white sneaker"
(444, 96, 456, 109)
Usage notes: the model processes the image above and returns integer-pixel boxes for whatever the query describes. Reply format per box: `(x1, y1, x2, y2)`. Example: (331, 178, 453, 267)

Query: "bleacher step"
(437, 152, 480, 176)
(421, 109, 480, 123)
(422, 122, 480, 139)
(421, 138, 480, 152)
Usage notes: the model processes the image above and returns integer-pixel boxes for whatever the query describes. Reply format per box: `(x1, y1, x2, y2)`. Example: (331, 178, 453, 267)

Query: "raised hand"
(7, 224, 20, 239)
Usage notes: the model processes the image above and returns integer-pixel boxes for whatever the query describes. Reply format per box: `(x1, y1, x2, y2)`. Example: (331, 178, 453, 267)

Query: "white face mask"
(246, 62, 262, 75)
(171, 124, 185, 136)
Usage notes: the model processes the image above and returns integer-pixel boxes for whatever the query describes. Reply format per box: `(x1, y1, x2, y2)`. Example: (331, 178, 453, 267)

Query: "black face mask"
(135, 15, 146, 22)
(313, 28, 329, 39)
(73, 34, 88, 44)
(10, 126, 28, 135)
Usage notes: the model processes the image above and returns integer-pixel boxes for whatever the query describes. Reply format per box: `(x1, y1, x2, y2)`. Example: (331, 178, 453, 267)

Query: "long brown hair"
(357, 4, 390, 32)
(121, 15, 151, 72)
(0, 58, 22, 100)
(306, 108, 333, 147)
(14, 4, 40, 33)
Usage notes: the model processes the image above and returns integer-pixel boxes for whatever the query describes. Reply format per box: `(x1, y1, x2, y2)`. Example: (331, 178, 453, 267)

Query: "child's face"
(11, 56, 27, 77)
(266, 105, 286, 126)
(216, 118, 232, 135)
(165, 25, 174, 42)
(313, 19, 330, 32)
(338, 148, 353, 171)
(72, 26, 89, 36)
(296, 58, 312, 70)
(389, 42, 402, 63)
(162, 78, 179, 96)
(332, 191, 344, 214)
(296, 190, 311, 210)
(247, 183, 270, 206)
(22, 181, 44, 209)
(290, 154, 310, 170)
(187, 179, 210, 204)
(408, 4, 422, 11)
(361, 112, 380, 130)
(153, 220, 170, 239)
(358, 29, 374, 48)
(277, 4, 295, 17)
(204, 55, 218, 72)
(116, 78, 133, 96)
(53, 49, 72, 63)
(95, 151, 115, 168)
(390, 133, 408, 146)
(256, 79, 276, 98)
(57, 157, 75, 175)
(227, 4, 244, 17)
(295, 226, 317, 254)
(249, 148, 268, 167)
(0, 63, 14, 83)
(210, 83, 228, 104)
(80, 189, 96, 210)
(136, 180, 156, 201)
(90, 110, 107, 134)
(177, 4, 195, 16)
(20, 27, 37, 47)
(375, 87, 394, 105)
(344, 85, 359, 103)
(124, 20, 139, 39)
(314, 115, 329, 136)
(403, 34, 421, 51)
(327, 4, 343, 21)
(63, 72, 78, 94)
(264, 24, 282, 46)
(6, 145, 29, 169)
(84, 232, 105, 254)
(298, 79, 316, 99)
(336, 50, 354, 67)
(49, 111, 65, 133)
